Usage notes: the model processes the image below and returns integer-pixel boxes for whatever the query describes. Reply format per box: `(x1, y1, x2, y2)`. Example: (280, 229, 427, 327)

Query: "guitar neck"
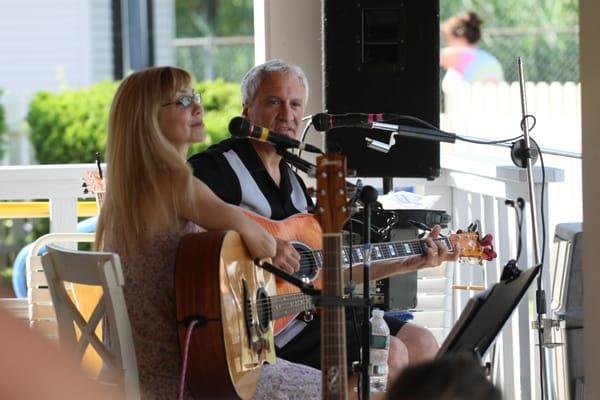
(321, 233, 348, 400)
(269, 292, 314, 321)
(341, 236, 453, 266)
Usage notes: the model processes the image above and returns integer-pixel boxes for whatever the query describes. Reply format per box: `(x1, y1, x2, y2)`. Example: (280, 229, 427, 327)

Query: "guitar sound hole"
(256, 287, 271, 333)
(292, 242, 320, 281)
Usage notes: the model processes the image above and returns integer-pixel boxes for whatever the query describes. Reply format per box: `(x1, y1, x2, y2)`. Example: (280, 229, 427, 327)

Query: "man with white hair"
(189, 59, 455, 384)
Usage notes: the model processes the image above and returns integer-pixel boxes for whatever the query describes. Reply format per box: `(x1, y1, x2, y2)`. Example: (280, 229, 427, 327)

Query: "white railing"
(436, 81, 581, 400)
(0, 164, 97, 232)
(366, 151, 568, 400)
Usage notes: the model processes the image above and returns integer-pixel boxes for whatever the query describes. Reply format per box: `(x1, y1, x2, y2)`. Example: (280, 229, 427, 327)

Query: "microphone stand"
(359, 186, 379, 400)
(276, 146, 317, 176)
(512, 58, 553, 400)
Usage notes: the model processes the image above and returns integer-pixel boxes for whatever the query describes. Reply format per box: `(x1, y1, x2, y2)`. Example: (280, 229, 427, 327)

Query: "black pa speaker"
(323, 0, 440, 179)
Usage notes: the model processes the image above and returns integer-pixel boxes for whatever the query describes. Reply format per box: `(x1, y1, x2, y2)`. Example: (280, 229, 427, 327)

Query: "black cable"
(294, 118, 314, 174)
(516, 199, 524, 260)
(535, 139, 547, 400)
(455, 134, 524, 145)
(377, 112, 525, 145)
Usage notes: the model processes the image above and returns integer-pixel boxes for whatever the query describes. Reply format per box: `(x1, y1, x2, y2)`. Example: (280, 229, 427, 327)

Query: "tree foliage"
(174, 0, 579, 82)
(175, 0, 253, 37)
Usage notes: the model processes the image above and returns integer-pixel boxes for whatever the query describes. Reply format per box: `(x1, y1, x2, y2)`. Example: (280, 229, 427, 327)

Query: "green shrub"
(0, 90, 7, 161)
(188, 78, 241, 156)
(26, 78, 241, 164)
(27, 80, 118, 164)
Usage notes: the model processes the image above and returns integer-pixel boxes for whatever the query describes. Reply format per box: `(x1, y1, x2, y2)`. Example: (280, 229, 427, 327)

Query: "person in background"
(95, 66, 322, 399)
(189, 59, 459, 388)
(440, 11, 505, 92)
(385, 353, 502, 400)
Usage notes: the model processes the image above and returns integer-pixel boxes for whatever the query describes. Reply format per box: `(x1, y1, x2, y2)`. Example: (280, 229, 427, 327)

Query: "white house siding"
(153, 0, 175, 67)
(0, 0, 175, 164)
(0, 0, 112, 94)
(90, 0, 114, 83)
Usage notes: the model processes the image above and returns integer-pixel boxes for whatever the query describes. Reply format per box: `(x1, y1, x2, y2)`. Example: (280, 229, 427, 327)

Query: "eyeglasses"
(161, 93, 202, 108)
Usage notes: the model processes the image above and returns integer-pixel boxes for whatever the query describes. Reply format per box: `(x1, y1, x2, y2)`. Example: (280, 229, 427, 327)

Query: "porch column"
(580, 1, 600, 399)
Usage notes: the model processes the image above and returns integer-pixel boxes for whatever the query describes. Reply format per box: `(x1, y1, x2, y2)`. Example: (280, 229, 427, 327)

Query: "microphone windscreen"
(228, 116, 249, 137)
(311, 113, 329, 131)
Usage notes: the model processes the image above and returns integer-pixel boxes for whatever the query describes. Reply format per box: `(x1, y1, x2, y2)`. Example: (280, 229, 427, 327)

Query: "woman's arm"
(179, 177, 276, 260)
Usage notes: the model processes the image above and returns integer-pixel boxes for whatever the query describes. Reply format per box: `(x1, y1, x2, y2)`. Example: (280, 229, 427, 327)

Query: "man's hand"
(271, 238, 301, 274)
(421, 225, 460, 267)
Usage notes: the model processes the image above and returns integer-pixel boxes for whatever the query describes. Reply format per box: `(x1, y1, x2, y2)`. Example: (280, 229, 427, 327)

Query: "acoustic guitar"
(241, 210, 497, 334)
(173, 209, 496, 398)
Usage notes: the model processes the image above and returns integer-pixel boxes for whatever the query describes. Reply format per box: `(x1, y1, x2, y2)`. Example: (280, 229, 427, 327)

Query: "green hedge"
(0, 90, 7, 161)
(27, 81, 117, 164)
(26, 79, 241, 164)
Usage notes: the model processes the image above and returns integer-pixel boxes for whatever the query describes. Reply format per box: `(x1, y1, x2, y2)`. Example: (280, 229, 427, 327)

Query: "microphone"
(311, 112, 392, 131)
(276, 145, 316, 176)
(228, 117, 322, 153)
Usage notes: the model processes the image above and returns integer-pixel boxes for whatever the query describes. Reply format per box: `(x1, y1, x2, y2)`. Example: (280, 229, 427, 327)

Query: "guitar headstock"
(82, 169, 106, 211)
(314, 152, 349, 234)
(451, 230, 497, 264)
(82, 170, 106, 196)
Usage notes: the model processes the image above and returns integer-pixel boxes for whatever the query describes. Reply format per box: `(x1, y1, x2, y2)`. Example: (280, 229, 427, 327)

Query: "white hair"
(240, 59, 309, 106)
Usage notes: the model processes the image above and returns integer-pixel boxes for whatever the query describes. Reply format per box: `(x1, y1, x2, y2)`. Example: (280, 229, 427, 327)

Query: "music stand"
(437, 264, 542, 359)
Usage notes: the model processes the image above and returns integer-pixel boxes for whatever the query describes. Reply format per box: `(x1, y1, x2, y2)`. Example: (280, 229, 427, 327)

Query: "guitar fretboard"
(321, 233, 348, 400)
(309, 236, 454, 268)
(270, 292, 314, 321)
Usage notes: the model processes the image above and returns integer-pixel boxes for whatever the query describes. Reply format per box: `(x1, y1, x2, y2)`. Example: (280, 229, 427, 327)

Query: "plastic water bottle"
(369, 308, 390, 392)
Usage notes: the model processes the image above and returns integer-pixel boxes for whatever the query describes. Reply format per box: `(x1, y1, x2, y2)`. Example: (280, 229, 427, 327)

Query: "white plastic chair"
(42, 243, 140, 400)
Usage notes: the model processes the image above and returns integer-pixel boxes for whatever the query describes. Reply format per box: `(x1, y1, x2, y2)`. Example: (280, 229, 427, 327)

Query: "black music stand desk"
(437, 264, 541, 359)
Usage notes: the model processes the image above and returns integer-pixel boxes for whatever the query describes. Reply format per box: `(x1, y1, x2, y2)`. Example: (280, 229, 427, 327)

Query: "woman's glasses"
(162, 93, 201, 108)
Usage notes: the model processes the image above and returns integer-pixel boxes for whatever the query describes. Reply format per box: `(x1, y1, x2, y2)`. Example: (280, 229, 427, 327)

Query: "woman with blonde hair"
(96, 66, 321, 399)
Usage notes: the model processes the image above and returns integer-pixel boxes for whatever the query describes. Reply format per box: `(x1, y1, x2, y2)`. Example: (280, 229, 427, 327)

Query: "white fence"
(442, 81, 581, 155)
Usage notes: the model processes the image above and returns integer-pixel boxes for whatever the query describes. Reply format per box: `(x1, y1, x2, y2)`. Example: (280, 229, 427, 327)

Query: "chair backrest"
(42, 243, 140, 400)
(26, 233, 96, 339)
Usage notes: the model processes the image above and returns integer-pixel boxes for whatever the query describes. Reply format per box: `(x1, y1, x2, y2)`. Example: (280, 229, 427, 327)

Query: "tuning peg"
(480, 233, 494, 247)
(483, 248, 497, 261)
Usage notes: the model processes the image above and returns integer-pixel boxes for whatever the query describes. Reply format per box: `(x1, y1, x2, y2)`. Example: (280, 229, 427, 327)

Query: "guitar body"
(175, 230, 277, 399)
(243, 212, 324, 333)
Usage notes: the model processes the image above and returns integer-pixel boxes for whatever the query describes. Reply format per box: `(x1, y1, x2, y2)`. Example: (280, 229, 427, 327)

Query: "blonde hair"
(96, 66, 195, 257)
